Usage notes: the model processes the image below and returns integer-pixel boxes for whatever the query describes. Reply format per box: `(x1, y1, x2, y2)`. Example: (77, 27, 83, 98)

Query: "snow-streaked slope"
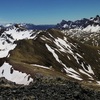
(62, 28, 100, 47)
(0, 26, 40, 58)
(5, 27, 33, 40)
(40, 30, 96, 82)
(0, 25, 41, 85)
(0, 43, 16, 58)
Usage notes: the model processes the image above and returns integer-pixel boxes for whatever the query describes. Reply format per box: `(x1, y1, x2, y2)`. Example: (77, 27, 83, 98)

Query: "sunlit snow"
(0, 62, 33, 85)
(83, 25, 100, 33)
(0, 43, 16, 58)
(31, 64, 51, 69)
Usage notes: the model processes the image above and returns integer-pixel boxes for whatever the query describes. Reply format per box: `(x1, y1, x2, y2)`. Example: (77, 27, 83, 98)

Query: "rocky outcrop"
(0, 77, 100, 100)
(0, 58, 6, 66)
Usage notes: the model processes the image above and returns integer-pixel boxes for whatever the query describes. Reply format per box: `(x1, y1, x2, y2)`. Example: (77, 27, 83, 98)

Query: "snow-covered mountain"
(0, 23, 100, 86)
(0, 24, 41, 85)
(56, 15, 100, 33)
(0, 15, 100, 86)
(56, 15, 100, 47)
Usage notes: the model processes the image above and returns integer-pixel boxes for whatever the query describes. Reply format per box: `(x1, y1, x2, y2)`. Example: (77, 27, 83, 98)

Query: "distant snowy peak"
(90, 15, 100, 23)
(56, 15, 100, 32)
(83, 25, 100, 33)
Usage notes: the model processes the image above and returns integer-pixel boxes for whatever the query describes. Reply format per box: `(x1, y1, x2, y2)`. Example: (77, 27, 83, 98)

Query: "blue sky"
(0, 0, 100, 24)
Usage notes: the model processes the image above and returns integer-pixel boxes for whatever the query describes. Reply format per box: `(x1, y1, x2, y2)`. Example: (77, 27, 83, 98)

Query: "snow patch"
(96, 81, 100, 85)
(0, 62, 33, 85)
(46, 44, 61, 63)
(79, 69, 93, 79)
(0, 43, 16, 58)
(67, 56, 71, 60)
(31, 64, 51, 69)
(5, 27, 33, 40)
(81, 63, 94, 75)
(64, 68, 82, 80)
(63, 24, 68, 28)
(83, 25, 100, 33)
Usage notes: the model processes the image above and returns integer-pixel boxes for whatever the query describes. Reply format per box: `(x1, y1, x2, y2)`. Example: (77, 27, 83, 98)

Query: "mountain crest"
(56, 15, 100, 32)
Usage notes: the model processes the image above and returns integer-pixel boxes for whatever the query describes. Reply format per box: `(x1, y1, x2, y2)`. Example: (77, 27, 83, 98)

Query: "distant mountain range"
(56, 15, 100, 32)
(1, 15, 100, 32)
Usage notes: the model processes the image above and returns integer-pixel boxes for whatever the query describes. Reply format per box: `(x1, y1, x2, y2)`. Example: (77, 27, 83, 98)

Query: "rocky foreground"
(0, 77, 100, 100)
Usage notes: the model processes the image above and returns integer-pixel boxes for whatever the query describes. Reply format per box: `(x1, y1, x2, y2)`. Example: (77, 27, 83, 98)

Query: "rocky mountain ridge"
(0, 24, 100, 85)
(56, 15, 100, 32)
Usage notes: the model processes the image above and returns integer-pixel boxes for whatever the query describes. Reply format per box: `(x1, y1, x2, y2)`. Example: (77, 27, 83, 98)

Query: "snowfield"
(0, 62, 33, 85)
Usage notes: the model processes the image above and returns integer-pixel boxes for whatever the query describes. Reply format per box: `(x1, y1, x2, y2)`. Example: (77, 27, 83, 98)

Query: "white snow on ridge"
(49, 33, 54, 38)
(41, 35, 52, 41)
(0, 43, 16, 58)
(83, 25, 100, 33)
(45, 43, 67, 68)
(0, 62, 33, 85)
(81, 63, 94, 75)
(5, 27, 33, 40)
(96, 81, 100, 85)
(87, 65, 94, 75)
(0, 27, 40, 58)
(45, 36, 95, 81)
(67, 56, 71, 60)
(79, 69, 93, 79)
(63, 24, 68, 28)
(62, 24, 100, 34)
(76, 53, 83, 58)
(64, 67, 79, 75)
(45, 44, 61, 63)
(31, 64, 51, 69)
(54, 37, 73, 54)
(64, 68, 82, 81)
(45, 43, 82, 81)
